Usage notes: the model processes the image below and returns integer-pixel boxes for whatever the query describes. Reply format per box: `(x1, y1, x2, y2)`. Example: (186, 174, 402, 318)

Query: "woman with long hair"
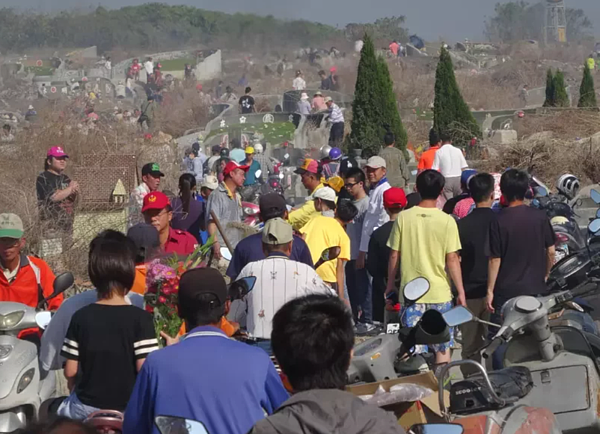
(171, 173, 204, 243)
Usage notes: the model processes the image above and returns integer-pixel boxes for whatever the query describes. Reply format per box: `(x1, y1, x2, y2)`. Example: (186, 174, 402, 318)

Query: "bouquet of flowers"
(144, 237, 214, 344)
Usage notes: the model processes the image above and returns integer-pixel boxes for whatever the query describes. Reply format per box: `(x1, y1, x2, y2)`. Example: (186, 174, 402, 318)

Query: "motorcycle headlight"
(0, 311, 24, 330)
(243, 207, 257, 216)
(17, 368, 35, 394)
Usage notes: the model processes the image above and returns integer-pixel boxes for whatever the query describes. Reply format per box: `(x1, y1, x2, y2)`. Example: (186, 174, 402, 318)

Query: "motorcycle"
(0, 272, 74, 432)
(241, 167, 287, 229)
(439, 281, 600, 433)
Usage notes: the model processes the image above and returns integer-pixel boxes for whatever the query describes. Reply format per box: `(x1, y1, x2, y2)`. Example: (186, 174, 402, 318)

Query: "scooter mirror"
(442, 306, 474, 327)
(52, 272, 74, 297)
(591, 189, 600, 205)
(409, 424, 464, 434)
(411, 170, 418, 176)
(589, 218, 600, 234)
(35, 312, 52, 330)
(403, 277, 430, 302)
(255, 169, 262, 178)
(279, 173, 284, 179)
(535, 186, 548, 197)
(596, 209, 600, 218)
(220, 247, 232, 261)
(228, 276, 257, 301)
(155, 416, 210, 434)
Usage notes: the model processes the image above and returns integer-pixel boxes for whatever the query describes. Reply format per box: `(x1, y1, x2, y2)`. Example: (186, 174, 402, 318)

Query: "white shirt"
(128, 182, 151, 228)
(359, 180, 391, 252)
(230, 255, 334, 339)
(144, 61, 154, 75)
(292, 77, 306, 90)
(328, 103, 344, 123)
(39, 290, 143, 372)
(432, 144, 468, 178)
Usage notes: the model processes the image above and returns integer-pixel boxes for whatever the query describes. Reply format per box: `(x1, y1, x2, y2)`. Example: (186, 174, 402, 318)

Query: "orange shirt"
(131, 265, 147, 295)
(0, 255, 62, 310)
(418, 146, 440, 171)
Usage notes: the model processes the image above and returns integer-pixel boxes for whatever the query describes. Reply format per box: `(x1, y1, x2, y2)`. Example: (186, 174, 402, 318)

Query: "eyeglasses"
(0, 238, 20, 248)
(344, 182, 358, 189)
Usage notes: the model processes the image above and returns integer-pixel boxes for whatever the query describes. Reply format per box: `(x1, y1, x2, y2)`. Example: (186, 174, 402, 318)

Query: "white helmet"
(320, 145, 332, 160)
(254, 143, 263, 154)
(556, 174, 580, 199)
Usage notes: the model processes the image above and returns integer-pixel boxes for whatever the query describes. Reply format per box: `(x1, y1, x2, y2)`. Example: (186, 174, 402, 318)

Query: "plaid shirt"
(254, 154, 274, 176)
(128, 183, 150, 228)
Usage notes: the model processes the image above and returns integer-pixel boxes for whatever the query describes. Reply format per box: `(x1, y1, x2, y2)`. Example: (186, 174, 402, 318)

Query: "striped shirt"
(231, 253, 335, 339)
(328, 103, 344, 123)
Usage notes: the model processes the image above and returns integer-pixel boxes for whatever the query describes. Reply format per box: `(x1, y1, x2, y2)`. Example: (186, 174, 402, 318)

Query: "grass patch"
(25, 66, 55, 76)
(207, 122, 296, 143)
(159, 58, 196, 71)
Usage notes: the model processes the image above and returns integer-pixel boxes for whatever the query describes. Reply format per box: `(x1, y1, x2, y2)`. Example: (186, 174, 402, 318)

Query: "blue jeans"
(345, 260, 373, 323)
(57, 393, 100, 420)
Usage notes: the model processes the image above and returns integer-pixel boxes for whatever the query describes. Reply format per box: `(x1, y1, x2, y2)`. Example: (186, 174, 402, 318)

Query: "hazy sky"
(4, 0, 600, 40)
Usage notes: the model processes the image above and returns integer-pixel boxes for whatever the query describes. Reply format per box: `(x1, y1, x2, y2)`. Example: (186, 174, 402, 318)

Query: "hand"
(356, 252, 366, 270)
(457, 293, 467, 307)
(70, 181, 80, 193)
(160, 331, 179, 346)
(213, 242, 222, 259)
(486, 293, 495, 313)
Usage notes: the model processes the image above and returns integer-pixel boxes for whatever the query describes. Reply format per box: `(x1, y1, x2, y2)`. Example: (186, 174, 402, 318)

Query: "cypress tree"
(578, 63, 597, 108)
(543, 68, 555, 107)
(432, 46, 480, 146)
(349, 33, 407, 157)
(553, 70, 570, 107)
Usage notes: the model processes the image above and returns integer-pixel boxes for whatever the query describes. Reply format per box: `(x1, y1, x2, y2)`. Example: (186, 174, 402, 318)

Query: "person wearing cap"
(325, 97, 344, 147)
(296, 92, 311, 115)
(206, 161, 248, 259)
(292, 70, 306, 91)
(386, 170, 466, 365)
(432, 131, 469, 200)
(252, 141, 274, 177)
(0, 213, 62, 311)
(25, 105, 37, 122)
(356, 156, 391, 271)
(142, 191, 197, 256)
(312, 90, 326, 112)
(379, 129, 410, 189)
(128, 162, 164, 228)
(127, 223, 161, 295)
(220, 85, 238, 103)
(443, 169, 477, 217)
(206, 145, 222, 176)
(36, 146, 79, 233)
(300, 188, 355, 297)
(288, 159, 325, 231)
(226, 193, 313, 280)
(123, 268, 289, 434)
(242, 146, 261, 186)
(366, 188, 407, 323)
(232, 218, 333, 350)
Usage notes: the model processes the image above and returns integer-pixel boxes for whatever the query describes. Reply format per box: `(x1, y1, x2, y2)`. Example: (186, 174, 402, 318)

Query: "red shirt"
(164, 228, 197, 257)
(418, 146, 440, 171)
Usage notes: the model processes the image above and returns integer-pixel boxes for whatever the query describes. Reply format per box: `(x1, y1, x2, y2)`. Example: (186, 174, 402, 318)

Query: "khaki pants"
(443, 176, 462, 200)
(459, 297, 490, 377)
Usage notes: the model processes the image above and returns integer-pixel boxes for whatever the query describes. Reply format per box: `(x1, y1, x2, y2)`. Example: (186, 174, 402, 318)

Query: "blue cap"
(461, 169, 477, 190)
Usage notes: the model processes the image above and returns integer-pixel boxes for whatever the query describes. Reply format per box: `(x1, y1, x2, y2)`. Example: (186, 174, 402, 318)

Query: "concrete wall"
(194, 50, 222, 81)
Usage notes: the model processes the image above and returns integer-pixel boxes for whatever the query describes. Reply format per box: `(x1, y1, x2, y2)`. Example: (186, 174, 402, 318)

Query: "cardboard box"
(347, 371, 450, 430)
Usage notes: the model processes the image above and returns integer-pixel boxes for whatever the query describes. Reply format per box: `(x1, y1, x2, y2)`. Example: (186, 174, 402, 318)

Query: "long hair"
(179, 173, 196, 215)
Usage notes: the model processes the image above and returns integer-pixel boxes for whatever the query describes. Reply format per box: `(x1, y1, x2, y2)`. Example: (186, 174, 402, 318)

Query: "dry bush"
(515, 110, 600, 141)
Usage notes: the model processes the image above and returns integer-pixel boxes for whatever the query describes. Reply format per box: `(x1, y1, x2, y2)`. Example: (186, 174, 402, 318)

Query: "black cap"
(192, 142, 200, 152)
(259, 193, 287, 220)
(141, 162, 164, 177)
(179, 268, 228, 308)
(127, 223, 160, 261)
(211, 145, 221, 154)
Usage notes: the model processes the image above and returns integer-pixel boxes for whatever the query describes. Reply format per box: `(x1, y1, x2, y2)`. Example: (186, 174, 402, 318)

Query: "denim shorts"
(57, 392, 100, 421)
(402, 301, 454, 353)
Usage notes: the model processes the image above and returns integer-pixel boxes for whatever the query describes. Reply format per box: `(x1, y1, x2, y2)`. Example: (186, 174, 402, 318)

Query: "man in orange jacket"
(0, 213, 62, 310)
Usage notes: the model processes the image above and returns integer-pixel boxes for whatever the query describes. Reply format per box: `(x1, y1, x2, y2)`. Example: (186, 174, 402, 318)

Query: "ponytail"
(178, 173, 196, 215)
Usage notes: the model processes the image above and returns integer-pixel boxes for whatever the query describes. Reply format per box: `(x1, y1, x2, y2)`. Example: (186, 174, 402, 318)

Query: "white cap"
(28, 105, 34, 110)
(324, 96, 333, 103)
(300, 92, 309, 100)
(201, 175, 219, 190)
(366, 156, 387, 169)
(313, 186, 337, 202)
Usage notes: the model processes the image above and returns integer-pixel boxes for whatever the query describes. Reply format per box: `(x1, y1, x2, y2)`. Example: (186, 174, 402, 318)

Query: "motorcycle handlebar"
(482, 337, 503, 359)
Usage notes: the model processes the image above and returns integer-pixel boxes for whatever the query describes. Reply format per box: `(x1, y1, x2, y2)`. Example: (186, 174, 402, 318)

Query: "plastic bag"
(366, 383, 433, 407)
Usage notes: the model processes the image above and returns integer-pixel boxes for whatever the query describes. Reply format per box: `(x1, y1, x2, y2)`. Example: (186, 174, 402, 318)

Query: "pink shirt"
(312, 96, 326, 112)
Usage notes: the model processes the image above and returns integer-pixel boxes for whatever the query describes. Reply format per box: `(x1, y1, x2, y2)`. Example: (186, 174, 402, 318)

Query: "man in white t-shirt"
(143, 57, 154, 80)
(432, 132, 468, 199)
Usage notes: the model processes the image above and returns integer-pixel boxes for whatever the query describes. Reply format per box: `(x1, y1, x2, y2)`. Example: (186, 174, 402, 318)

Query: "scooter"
(438, 282, 600, 433)
(0, 272, 74, 432)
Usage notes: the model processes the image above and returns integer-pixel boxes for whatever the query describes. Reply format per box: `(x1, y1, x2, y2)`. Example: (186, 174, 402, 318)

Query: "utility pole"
(544, 0, 567, 45)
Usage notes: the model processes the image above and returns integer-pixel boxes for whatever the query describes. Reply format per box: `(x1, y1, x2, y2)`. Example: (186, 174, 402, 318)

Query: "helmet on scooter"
(254, 143, 264, 154)
(329, 147, 342, 161)
(556, 174, 580, 200)
(320, 145, 332, 160)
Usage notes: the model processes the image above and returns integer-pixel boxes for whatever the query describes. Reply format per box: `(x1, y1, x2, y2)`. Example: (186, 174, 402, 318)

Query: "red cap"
(330, 66, 337, 73)
(142, 191, 170, 213)
(196, 84, 203, 91)
(47, 146, 68, 158)
(223, 161, 249, 176)
(383, 188, 407, 209)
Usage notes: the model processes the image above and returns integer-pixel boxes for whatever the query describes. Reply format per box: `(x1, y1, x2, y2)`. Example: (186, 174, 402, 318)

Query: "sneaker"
(354, 322, 378, 336)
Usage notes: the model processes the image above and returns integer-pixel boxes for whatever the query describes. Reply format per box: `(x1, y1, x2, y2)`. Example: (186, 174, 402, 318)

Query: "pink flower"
(158, 296, 167, 304)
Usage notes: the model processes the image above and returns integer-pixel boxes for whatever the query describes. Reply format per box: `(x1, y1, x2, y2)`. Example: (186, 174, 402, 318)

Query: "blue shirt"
(230, 148, 246, 163)
(123, 326, 288, 434)
(243, 160, 262, 186)
(226, 233, 314, 279)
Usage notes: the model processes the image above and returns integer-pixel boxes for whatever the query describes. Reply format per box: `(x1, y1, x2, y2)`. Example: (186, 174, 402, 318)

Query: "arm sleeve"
(41, 261, 62, 310)
(288, 200, 315, 231)
(544, 217, 556, 248)
(134, 314, 159, 360)
(488, 219, 501, 258)
(366, 234, 380, 277)
(36, 175, 50, 203)
(386, 219, 402, 252)
(123, 363, 154, 434)
(226, 242, 245, 279)
(261, 360, 289, 415)
(296, 238, 314, 267)
(340, 233, 351, 261)
(460, 151, 468, 169)
(432, 152, 440, 171)
(60, 317, 80, 361)
(445, 218, 462, 254)
(417, 155, 425, 171)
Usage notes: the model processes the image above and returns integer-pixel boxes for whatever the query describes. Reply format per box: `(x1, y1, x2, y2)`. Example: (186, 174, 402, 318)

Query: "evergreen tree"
(432, 47, 480, 146)
(349, 33, 407, 157)
(578, 63, 597, 108)
(543, 68, 555, 107)
(553, 70, 570, 107)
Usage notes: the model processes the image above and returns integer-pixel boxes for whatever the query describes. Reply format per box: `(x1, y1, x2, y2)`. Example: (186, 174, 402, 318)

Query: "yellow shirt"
(288, 183, 324, 231)
(301, 215, 350, 283)
(387, 206, 461, 304)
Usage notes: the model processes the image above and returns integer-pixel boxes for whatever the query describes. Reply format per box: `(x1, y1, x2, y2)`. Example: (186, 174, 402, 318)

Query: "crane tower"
(544, 0, 567, 44)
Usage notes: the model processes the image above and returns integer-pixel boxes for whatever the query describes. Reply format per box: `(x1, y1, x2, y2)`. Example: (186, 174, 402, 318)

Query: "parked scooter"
(0, 272, 74, 432)
(155, 415, 210, 434)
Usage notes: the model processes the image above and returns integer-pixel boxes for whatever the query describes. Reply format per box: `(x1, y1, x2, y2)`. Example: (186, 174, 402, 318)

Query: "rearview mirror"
(591, 189, 600, 205)
(596, 209, 600, 218)
(220, 247, 232, 261)
(228, 276, 257, 301)
(155, 416, 210, 434)
(409, 424, 464, 434)
(589, 218, 600, 234)
(279, 173, 284, 179)
(255, 169, 262, 178)
(315, 246, 341, 269)
(403, 277, 430, 302)
(53, 272, 74, 297)
(535, 186, 548, 197)
(442, 306, 474, 327)
(35, 312, 52, 330)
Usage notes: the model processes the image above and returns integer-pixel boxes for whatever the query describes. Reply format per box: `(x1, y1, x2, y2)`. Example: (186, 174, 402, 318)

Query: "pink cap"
(47, 146, 69, 158)
(330, 66, 337, 73)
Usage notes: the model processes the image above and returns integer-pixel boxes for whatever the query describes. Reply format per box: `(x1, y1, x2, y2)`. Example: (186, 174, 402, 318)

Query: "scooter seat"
(450, 366, 533, 415)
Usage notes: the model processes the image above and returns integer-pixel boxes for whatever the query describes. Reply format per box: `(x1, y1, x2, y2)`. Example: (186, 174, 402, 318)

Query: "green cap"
(0, 213, 24, 239)
(262, 218, 293, 245)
